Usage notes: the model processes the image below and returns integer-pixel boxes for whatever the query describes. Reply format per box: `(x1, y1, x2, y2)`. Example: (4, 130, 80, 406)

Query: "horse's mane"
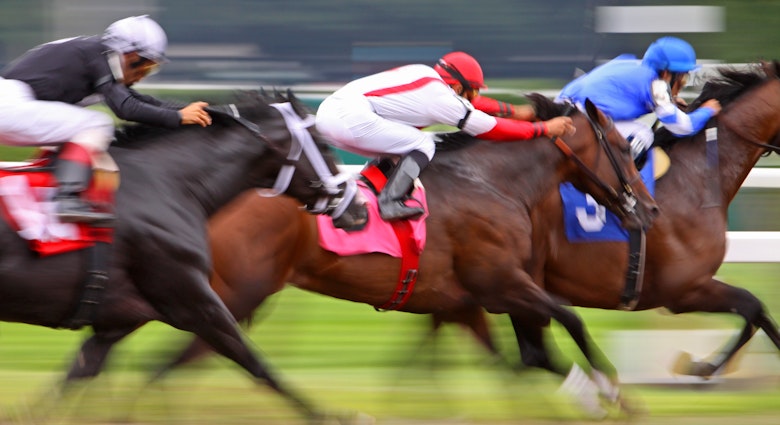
(434, 92, 562, 152)
(526, 92, 572, 121)
(113, 88, 310, 147)
(655, 61, 779, 147)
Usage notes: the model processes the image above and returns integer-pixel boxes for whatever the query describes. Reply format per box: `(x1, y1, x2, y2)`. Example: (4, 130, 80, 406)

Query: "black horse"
(0, 90, 366, 422)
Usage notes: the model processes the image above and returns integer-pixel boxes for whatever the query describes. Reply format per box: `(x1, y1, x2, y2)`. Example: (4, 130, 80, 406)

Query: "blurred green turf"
(0, 264, 777, 424)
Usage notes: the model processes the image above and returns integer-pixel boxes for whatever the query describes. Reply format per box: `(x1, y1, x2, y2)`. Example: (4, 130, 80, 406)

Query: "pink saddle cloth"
(316, 180, 428, 257)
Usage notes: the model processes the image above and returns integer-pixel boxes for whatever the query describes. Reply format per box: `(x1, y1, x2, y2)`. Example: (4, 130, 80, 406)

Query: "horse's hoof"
(616, 392, 649, 419)
(671, 351, 718, 378)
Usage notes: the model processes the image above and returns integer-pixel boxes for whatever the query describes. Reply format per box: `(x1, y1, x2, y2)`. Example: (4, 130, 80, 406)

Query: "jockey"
(315, 51, 576, 222)
(557, 36, 722, 164)
(0, 15, 212, 224)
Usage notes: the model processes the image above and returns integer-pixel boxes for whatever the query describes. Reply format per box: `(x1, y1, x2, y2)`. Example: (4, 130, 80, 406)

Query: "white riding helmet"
(102, 15, 168, 63)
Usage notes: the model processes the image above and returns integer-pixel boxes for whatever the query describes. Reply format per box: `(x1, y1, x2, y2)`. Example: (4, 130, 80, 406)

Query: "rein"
(550, 108, 638, 218)
(718, 114, 780, 155)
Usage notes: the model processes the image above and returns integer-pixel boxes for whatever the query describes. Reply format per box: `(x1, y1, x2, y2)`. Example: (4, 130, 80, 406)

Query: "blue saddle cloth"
(560, 149, 656, 242)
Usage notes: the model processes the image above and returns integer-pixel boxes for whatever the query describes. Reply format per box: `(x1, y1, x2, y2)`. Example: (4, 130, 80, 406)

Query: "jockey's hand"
(179, 101, 212, 127)
(545, 116, 576, 137)
(701, 99, 722, 115)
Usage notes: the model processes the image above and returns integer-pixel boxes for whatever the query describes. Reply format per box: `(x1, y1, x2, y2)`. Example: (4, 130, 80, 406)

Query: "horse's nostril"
(651, 205, 661, 218)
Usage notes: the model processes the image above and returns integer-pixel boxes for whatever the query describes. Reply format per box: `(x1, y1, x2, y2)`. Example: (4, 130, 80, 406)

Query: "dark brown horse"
(150, 94, 659, 419)
(0, 90, 367, 422)
(515, 62, 780, 381)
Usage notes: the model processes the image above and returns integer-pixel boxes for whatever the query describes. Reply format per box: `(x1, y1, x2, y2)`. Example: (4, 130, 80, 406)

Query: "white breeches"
(0, 78, 114, 152)
(315, 94, 436, 161)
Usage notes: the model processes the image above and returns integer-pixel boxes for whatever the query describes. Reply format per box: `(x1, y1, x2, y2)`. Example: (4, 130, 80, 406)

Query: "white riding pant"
(615, 120, 654, 160)
(315, 93, 436, 161)
(0, 78, 114, 152)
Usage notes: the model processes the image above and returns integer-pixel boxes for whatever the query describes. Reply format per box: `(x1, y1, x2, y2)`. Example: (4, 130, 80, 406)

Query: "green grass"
(0, 264, 777, 424)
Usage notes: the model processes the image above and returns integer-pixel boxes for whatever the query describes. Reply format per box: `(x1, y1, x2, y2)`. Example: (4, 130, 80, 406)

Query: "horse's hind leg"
(670, 278, 770, 378)
(151, 338, 213, 382)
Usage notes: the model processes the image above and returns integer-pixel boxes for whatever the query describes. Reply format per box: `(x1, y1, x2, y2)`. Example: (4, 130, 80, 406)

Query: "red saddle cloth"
(0, 159, 113, 256)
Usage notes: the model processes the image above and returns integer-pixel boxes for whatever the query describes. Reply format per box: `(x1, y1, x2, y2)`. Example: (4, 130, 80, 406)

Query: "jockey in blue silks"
(557, 36, 722, 164)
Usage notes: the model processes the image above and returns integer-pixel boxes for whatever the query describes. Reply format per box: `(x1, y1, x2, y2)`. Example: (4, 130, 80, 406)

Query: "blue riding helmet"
(641, 37, 700, 73)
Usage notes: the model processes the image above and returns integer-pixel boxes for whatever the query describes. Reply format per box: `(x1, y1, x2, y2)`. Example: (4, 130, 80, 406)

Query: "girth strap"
(375, 219, 420, 312)
(361, 165, 421, 312)
(63, 240, 111, 329)
(619, 228, 646, 310)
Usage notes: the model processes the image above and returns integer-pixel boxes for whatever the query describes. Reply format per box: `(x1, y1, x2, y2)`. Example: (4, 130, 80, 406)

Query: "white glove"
(628, 132, 653, 160)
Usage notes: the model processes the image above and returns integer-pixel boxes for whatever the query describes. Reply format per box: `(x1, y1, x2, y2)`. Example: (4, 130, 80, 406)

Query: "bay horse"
(510, 61, 780, 381)
(0, 90, 367, 422)
(148, 95, 659, 419)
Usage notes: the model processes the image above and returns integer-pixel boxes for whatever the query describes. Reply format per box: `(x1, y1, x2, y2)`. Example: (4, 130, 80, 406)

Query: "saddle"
(0, 152, 114, 256)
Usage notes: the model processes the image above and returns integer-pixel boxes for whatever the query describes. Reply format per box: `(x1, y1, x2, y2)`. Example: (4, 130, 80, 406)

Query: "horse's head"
(529, 94, 659, 230)
(224, 90, 367, 230)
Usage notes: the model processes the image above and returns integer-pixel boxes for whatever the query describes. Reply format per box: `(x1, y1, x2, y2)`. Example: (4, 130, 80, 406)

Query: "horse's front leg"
(66, 326, 138, 381)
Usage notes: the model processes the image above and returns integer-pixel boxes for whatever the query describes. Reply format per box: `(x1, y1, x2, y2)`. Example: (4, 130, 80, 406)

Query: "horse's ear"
(758, 60, 780, 80)
(584, 98, 599, 122)
(272, 88, 286, 103)
(287, 89, 313, 117)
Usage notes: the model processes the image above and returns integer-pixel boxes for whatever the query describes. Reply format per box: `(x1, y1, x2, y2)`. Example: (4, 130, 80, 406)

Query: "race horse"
(512, 61, 780, 381)
(0, 90, 367, 422)
(146, 95, 660, 420)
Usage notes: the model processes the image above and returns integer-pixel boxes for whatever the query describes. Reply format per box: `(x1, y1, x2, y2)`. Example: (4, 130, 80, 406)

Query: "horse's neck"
(429, 141, 562, 211)
(662, 87, 780, 213)
(114, 127, 262, 217)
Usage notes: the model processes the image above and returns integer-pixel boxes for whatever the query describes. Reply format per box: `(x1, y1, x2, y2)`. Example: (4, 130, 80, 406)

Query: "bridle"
(550, 103, 639, 218)
(212, 102, 359, 218)
(264, 102, 358, 217)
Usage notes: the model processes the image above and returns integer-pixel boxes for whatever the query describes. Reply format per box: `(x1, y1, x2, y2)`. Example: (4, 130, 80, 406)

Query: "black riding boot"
(54, 159, 116, 225)
(378, 151, 429, 221)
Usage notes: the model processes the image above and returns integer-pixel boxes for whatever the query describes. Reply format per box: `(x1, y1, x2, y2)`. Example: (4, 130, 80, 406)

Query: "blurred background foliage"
(0, 0, 779, 84)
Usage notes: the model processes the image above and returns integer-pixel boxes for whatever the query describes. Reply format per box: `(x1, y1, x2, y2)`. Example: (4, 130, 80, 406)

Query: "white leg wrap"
(557, 364, 607, 419)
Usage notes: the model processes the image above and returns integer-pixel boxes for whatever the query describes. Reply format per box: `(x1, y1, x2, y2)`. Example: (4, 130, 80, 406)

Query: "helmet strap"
(105, 51, 125, 83)
(437, 59, 474, 92)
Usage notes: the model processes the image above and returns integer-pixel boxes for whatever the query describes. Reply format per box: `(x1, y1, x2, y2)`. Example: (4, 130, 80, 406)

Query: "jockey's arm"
(652, 80, 720, 135)
(471, 95, 537, 121)
(99, 82, 181, 127)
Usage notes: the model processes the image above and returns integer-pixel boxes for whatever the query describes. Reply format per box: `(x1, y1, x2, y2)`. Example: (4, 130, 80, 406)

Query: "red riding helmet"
(434, 51, 487, 91)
